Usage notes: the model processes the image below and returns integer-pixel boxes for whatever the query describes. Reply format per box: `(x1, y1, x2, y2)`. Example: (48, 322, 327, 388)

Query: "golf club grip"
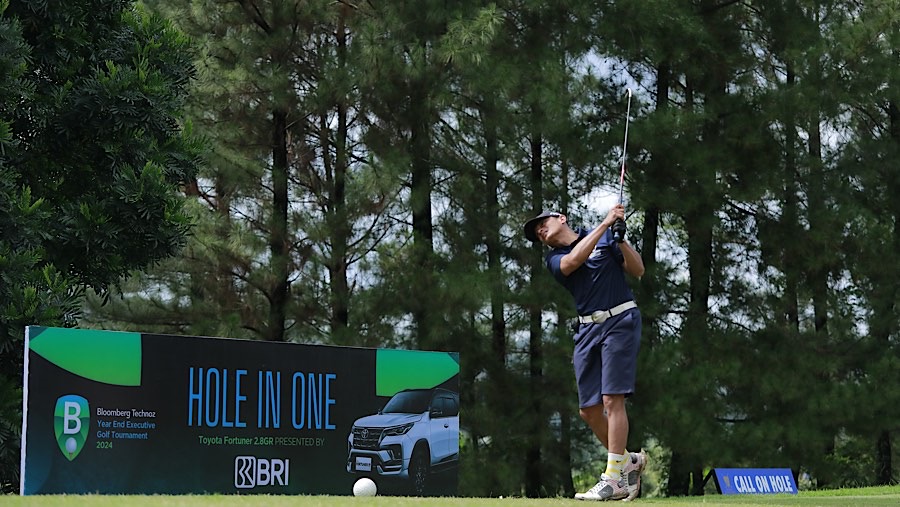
(612, 218, 625, 243)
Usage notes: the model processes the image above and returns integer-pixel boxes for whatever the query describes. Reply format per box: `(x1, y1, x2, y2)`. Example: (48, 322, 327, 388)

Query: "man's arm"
(619, 241, 645, 278)
(559, 205, 623, 276)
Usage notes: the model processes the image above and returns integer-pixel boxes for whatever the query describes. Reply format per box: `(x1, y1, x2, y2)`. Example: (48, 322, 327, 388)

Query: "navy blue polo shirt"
(546, 227, 635, 315)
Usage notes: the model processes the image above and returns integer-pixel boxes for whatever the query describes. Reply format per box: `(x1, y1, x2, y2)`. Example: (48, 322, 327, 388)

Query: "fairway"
(4, 486, 900, 507)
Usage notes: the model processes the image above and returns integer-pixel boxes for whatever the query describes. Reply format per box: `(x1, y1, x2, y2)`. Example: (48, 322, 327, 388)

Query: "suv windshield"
(382, 390, 432, 414)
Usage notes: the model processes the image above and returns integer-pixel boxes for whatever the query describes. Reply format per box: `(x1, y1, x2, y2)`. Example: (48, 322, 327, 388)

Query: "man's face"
(535, 215, 566, 246)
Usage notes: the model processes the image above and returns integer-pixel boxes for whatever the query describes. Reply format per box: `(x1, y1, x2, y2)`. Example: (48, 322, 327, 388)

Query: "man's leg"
(579, 403, 609, 450)
(580, 396, 637, 471)
(575, 398, 630, 501)
(574, 312, 645, 501)
(605, 393, 648, 501)
(602, 394, 628, 455)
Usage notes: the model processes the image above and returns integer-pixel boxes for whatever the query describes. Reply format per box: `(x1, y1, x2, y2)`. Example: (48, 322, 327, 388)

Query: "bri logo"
(234, 456, 290, 489)
(54, 395, 89, 461)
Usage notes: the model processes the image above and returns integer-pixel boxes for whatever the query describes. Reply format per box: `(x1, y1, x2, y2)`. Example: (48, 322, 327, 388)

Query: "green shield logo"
(54, 395, 90, 461)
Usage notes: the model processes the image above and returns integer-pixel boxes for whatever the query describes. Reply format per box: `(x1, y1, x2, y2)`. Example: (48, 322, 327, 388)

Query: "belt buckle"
(591, 310, 609, 324)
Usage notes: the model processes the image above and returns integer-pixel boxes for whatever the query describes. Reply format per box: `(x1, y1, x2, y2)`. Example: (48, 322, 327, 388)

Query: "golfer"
(524, 204, 647, 501)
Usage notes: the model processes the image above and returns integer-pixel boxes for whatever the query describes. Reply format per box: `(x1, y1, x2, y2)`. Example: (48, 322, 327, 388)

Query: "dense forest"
(2, 0, 898, 497)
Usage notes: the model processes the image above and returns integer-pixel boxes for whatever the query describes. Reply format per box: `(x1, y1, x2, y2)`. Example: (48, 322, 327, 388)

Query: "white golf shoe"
(623, 450, 648, 501)
(575, 473, 628, 501)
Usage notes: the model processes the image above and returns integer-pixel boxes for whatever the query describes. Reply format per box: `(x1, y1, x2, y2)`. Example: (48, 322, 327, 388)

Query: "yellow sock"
(605, 452, 627, 480)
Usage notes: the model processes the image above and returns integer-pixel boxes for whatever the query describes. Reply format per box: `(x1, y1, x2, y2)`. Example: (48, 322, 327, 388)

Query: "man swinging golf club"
(524, 205, 647, 501)
(523, 89, 646, 501)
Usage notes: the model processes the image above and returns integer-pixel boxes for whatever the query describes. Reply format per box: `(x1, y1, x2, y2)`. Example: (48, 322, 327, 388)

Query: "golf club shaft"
(618, 88, 632, 205)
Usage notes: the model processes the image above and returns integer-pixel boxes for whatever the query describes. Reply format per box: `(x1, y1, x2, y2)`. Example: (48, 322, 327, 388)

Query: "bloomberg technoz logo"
(54, 395, 90, 461)
(234, 456, 290, 489)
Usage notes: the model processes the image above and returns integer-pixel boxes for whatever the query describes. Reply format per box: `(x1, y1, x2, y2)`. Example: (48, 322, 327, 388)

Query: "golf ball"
(65, 437, 77, 454)
(353, 477, 377, 497)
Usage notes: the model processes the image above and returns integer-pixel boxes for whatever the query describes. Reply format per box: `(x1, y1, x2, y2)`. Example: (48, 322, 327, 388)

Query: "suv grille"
(352, 427, 382, 449)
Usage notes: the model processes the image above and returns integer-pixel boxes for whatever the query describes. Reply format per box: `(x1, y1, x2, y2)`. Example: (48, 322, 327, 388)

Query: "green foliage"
(0, 174, 82, 492)
(5, 0, 201, 293)
(0, 0, 201, 492)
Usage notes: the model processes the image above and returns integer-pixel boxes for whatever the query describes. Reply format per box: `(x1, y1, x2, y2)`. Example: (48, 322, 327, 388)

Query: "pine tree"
(830, 0, 900, 486)
(113, 0, 403, 345)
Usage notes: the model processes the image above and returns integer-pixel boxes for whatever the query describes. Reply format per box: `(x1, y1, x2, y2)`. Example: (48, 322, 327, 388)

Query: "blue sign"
(713, 468, 798, 495)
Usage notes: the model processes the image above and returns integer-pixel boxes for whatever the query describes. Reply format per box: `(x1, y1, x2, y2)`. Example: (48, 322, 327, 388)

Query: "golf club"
(611, 88, 632, 243)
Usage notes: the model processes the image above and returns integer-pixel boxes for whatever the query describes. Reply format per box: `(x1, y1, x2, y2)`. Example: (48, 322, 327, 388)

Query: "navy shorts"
(572, 308, 642, 408)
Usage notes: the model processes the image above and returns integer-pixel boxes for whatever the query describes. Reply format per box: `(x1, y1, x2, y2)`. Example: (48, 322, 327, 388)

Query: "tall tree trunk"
(409, 77, 435, 350)
(782, 66, 801, 330)
(682, 192, 713, 496)
(267, 108, 290, 342)
(328, 10, 351, 345)
(559, 404, 575, 496)
(630, 61, 668, 472)
(806, 100, 839, 487)
(807, 117, 828, 336)
(480, 103, 510, 492)
(676, 22, 727, 490)
(874, 98, 900, 485)
(876, 430, 893, 485)
(667, 62, 717, 494)
(484, 110, 506, 368)
(526, 135, 544, 497)
(776, 59, 805, 479)
(556, 159, 575, 498)
(667, 450, 691, 496)
(639, 60, 668, 347)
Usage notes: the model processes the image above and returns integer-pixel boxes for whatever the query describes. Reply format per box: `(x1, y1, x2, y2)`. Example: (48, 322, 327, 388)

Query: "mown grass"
(3, 485, 900, 507)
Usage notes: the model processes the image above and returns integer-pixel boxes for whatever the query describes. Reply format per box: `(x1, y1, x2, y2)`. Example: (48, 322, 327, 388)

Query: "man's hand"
(604, 204, 626, 243)
(603, 204, 625, 227)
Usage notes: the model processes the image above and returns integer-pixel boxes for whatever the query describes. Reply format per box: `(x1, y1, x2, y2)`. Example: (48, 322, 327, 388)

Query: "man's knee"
(579, 404, 604, 424)
(602, 394, 625, 413)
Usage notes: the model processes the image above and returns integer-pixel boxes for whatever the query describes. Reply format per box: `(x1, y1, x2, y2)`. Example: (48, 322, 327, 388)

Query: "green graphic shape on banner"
(28, 327, 141, 386)
(53, 394, 90, 461)
(376, 349, 459, 396)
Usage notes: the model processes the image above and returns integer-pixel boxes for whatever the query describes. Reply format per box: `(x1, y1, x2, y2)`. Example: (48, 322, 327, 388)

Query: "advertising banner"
(21, 326, 459, 496)
(712, 468, 798, 495)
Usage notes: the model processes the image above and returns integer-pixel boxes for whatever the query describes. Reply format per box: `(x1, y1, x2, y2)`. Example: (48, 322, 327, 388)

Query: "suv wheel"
(409, 447, 429, 496)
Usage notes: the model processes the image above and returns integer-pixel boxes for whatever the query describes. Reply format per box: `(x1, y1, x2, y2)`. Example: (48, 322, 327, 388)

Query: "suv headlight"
(383, 423, 414, 436)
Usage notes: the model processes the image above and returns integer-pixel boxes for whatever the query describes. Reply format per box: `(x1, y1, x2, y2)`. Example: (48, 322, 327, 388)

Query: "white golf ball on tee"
(353, 477, 377, 497)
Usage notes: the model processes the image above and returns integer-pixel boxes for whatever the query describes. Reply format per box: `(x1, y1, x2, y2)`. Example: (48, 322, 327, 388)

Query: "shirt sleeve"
(546, 250, 566, 282)
(594, 228, 624, 264)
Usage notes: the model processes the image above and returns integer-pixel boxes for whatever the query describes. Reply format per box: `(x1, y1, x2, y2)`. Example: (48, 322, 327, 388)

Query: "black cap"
(523, 211, 561, 242)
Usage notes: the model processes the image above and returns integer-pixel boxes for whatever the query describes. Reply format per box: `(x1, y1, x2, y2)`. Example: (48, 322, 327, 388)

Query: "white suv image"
(347, 388, 459, 495)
